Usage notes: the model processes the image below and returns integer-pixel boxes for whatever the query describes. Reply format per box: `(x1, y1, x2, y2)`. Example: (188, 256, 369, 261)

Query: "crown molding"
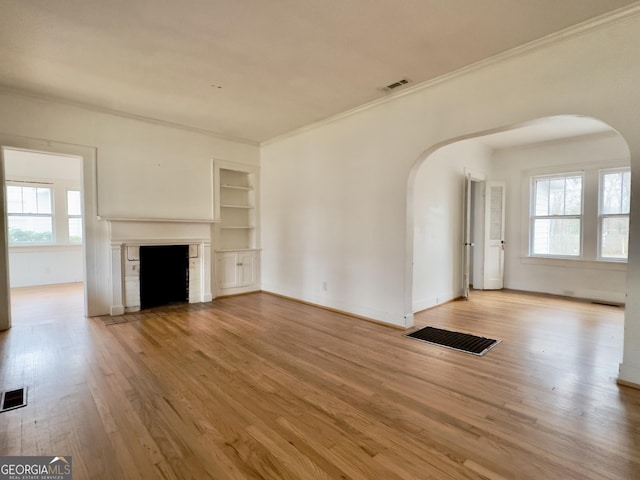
(262, 2, 640, 147)
(2, 2, 639, 149)
(0, 85, 259, 147)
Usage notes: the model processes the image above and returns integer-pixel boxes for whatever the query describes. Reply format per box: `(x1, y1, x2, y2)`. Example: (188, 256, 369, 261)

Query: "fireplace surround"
(107, 219, 212, 315)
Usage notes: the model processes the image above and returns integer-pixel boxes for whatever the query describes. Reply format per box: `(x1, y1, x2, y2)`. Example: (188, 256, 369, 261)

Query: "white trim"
(518, 256, 627, 271)
(111, 238, 210, 247)
(529, 172, 584, 258)
(523, 159, 631, 263)
(0, 86, 258, 147)
(597, 167, 631, 261)
(0, 133, 104, 319)
(99, 216, 218, 223)
(263, 4, 640, 146)
(115, 240, 212, 314)
(463, 167, 487, 182)
(619, 363, 640, 386)
(110, 244, 124, 316)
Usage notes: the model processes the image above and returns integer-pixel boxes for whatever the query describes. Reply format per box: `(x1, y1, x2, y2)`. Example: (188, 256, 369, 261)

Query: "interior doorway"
(467, 177, 484, 292)
(1, 147, 85, 324)
(465, 178, 506, 296)
(409, 114, 630, 318)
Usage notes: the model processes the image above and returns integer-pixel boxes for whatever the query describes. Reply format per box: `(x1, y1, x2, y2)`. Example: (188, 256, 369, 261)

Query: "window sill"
(521, 255, 627, 271)
(9, 243, 83, 251)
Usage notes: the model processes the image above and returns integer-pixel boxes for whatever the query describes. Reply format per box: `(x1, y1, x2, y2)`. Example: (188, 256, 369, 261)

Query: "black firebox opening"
(140, 245, 189, 310)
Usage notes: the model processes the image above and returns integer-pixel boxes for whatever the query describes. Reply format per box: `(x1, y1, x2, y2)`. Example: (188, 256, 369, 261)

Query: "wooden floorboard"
(1, 284, 639, 479)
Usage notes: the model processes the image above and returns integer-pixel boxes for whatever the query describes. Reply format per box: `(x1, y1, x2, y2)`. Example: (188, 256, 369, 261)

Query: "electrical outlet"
(322, 282, 328, 291)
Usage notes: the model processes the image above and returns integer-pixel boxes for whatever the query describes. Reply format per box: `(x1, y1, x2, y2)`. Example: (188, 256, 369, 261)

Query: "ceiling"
(0, 1, 637, 144)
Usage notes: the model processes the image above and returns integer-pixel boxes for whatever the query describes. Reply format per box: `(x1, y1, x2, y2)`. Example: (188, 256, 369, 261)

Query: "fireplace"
(107, 220, 212, 315)
(139, 245, 189, 309)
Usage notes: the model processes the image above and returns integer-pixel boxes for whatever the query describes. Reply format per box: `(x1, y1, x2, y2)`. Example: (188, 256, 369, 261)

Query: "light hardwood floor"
(1, 284, 639, 479)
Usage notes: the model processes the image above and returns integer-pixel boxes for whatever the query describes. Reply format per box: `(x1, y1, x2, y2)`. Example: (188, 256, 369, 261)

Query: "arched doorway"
(407, 114, 630, 315)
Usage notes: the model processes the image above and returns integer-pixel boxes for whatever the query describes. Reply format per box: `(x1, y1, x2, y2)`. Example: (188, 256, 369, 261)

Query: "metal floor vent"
(1, 387, 27, 412)
(405, 326, 499, 356)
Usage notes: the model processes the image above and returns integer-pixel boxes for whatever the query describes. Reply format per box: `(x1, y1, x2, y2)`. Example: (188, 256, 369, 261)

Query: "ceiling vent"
(383, 78, 411, 91)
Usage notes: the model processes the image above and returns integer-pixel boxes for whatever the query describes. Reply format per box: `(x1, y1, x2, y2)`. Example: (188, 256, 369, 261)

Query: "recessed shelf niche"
(218, 168, 256, 251)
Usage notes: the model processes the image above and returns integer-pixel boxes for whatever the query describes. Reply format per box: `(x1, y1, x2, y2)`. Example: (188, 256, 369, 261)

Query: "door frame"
(463, 168, 488, 298)
(0, 134, 101, 330)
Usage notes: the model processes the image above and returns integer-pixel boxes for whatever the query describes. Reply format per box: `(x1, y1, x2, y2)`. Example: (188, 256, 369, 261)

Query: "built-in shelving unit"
(219, 168, 256, 250)
(214, 162, 260, 296)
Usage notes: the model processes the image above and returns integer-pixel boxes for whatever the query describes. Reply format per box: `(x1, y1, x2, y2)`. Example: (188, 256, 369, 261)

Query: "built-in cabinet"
(214, 162, 260, 296)
(217, 250, 258, 289)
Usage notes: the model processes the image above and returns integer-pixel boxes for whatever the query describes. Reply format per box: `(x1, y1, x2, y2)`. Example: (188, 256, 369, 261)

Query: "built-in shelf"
(217, 167, 257, 251)
(214, 164, 260, 296)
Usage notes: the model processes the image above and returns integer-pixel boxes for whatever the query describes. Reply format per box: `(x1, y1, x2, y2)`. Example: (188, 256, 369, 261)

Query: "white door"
(483, 181, 506, 290)
(462, 173, 472, 299)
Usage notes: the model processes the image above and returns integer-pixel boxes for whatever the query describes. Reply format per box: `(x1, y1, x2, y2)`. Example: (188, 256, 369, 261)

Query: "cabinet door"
(218, 252, 240, 289)
(238, 251, 257, 286)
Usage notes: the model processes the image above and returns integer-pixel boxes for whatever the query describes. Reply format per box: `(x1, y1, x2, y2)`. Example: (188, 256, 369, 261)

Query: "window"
(6, 184, 54, 244)
(67, 189, 83, 243)
(599, 168, 630, 260)
(530, 173, 582, 257)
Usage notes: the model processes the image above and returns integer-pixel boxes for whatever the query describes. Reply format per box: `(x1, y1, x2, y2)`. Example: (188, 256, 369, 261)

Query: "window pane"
(533, 218, 580, 256)
(622, 171, 631, 214)
(8, 216, 53, 244)
(37, 187, 52, 214)
(6, 185, 53, 214)
(68, 217, 83, 243)
(6, 186, 22, 213)
(534, 179, 549, 216)
(601, 217, 629, 259)
(565, 176, 582, 215)
(602, 172, 622, 214)
(549, 178, 565, 215)
(67, 190, 82, 215)
(22, 187, 38, 213)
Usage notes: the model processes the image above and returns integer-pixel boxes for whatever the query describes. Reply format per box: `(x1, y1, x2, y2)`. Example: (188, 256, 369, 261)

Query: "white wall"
(9, 245, 83, 287)
(0, 90, 259, 322)
(491, 132, 629, 303)
(261, 12, 640, 384)
(261, 115, 416, 325)
(412, 140, 492, 312)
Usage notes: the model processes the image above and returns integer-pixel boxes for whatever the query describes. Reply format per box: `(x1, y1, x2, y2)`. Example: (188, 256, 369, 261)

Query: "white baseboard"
(618, 363, 640, 386)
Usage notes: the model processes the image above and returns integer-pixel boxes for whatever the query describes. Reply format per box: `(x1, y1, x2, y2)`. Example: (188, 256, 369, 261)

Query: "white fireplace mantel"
(99, 216, 219, 223)
(107, 219, 213, 315)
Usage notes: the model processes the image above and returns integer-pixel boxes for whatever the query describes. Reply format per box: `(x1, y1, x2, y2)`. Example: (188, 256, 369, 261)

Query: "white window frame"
(66, 188, 83, 244)
(598, 167, 630, 262)
(529, 172, 584, 258)
(6, 182, 55, 245)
